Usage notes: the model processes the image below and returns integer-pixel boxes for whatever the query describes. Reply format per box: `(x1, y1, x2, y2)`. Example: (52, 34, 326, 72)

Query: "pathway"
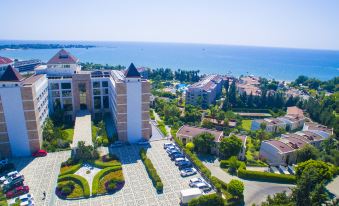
(326, 175, 339, 198)
(71, 110, 93, 148)
(201, 157, 294, 205)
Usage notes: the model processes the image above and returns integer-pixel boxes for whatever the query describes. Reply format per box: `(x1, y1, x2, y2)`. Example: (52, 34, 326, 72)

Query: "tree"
(201, 119, 214, 129)
(219, 135, 242, 159)
(295, 160, 334, 183)
(228, 81, 237, 106)
(260, 122, 267, 130)
(228, 156, 241, 174)
(227, 179, 244, 198)
(296, 144, 319, 163)
(216, 111, 225, 124)
(260, 191, 294, 206)
(193, 132, 215, 154)
(186, 142, 195, 151)
(74, 141, 99, 161)
(188, 193, 224, 206)
(42, 118, 55, 141)
(310, 182, 329, 206)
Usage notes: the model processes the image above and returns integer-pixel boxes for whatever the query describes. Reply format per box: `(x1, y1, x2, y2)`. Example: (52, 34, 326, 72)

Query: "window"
(63, 98, 73, 111)
(93, 89, 101, 95)
(53, 98, 61, 111)
(61, 83, 71, 89)
(62, 90, 72, 97)
(50, 83, 59, 90)
(94, 96, 101, 109)
(63, 64, 70, 68)
(93, 82, 100, 88)
(103, 88, 109, 95)
(102, 81, 108, 87)
(103, 96, 109, 108)
(51, 91, 60, 97)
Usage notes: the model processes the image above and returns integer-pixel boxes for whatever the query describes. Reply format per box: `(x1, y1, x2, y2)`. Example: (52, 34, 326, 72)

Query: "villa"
(0, 49, 151, 157)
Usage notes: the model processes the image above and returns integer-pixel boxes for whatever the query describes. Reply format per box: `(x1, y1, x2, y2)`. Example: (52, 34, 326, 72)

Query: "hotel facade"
(0, 49, 151, 157)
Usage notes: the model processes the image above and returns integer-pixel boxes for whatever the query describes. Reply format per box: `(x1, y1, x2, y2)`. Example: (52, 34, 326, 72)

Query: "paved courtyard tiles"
(10, 140, 206, 206)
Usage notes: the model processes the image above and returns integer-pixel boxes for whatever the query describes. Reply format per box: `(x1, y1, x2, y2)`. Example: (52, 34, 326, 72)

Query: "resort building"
(303, 122, 333, 138)
(0, 49, 151, 157)
(185, 75, 223, 109)
(0, 66, 48, 157)
(251, 118, 287, 133)
(176, 125, 224, 145)
(236, 76, 261, 96)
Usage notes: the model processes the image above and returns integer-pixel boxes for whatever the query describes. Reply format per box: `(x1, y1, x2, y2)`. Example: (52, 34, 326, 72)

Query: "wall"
(126, 77, 142, 143)
(0, 85, 31, 156)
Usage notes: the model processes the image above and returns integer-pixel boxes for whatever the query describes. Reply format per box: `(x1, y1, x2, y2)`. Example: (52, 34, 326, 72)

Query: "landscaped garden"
(56, 141, 124, 199)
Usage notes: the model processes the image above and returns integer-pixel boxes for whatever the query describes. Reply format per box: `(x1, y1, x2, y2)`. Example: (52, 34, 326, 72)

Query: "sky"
(1, 0, 339, 50)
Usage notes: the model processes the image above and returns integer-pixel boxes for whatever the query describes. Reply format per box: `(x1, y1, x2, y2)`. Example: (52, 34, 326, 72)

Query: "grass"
(241, 119, 252, 131)
(93, 156, 121, 169)
(0, 188, 7, 206)
(60, 163, 82, 176)
(157, 120, 168, 136)
(63, 128, 74, 142)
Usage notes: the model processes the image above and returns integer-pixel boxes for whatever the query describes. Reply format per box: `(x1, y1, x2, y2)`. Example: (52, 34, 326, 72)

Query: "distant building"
(237, 76, 261, 96)
(0, 56, 14, 76)
(176, 125, 223, 145)
(137, 67, 149, 79)
(14, 59, 41, 72)
(0, 66, 48, 157)
(251, 118, 287, 133)
(303, 122, 333, 138)
(185, 75, 223, 108)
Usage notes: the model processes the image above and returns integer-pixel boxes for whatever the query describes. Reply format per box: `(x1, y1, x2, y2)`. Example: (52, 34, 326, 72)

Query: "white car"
(180, 168, 197, 177)
(189, 177, 204, 187)
(19, 193, 34, 201)
(163, 143, 175, 149)
(0, 171, 18, 183)
(175, 157, 186, 164)
(20, 199, 35, 206)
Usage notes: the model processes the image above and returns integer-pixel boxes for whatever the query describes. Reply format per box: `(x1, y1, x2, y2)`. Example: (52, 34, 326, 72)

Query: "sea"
(0, 40, 338, 81)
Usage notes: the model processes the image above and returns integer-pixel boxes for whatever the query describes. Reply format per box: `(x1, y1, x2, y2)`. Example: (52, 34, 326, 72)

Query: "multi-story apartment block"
(185, 75, 223, 109)
(0, 66, 48, 157)
(0, 49, 151, 157)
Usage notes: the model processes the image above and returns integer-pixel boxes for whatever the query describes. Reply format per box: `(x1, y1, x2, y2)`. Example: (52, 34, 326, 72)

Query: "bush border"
(92, 166, 122, 196)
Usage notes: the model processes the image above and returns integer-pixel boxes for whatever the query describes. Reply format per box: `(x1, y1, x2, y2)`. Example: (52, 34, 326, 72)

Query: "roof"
(264, 140, 294, 153)
(189, 75, 221, 91)
(304, 122, 333, 134)
(125, 63, 141, 78)
(22, 74, 45, 86)
(0, 65, 24, 82)
(280, 136, 308, 149)
(0, 56, 13, 65)
(47, 49, 78, 64)
(287, 106, 304, 117)
(176, 125, 223, 142)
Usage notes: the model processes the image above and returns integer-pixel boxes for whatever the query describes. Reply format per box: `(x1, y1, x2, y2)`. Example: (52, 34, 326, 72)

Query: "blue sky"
(1, 0, 339, 50)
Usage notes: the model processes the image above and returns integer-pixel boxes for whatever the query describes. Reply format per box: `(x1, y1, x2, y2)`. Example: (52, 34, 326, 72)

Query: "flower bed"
(92, 154, 121, 169)
(92, 166, 124, 196)
(56, 174, 90, 198)
(140, 148, 163, 193)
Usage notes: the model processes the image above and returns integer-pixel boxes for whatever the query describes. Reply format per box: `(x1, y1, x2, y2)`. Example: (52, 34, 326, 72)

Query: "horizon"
(1, 0, 339, 50)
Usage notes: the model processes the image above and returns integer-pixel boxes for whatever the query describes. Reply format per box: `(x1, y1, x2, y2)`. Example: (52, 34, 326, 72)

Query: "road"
(201, 157, 294, 205)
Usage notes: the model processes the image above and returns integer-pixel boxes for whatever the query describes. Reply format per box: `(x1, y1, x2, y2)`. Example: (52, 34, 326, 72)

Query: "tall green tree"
(193, 132, 215, 154)
(219, 135, 242, 159)
(296, 144, 319, 163)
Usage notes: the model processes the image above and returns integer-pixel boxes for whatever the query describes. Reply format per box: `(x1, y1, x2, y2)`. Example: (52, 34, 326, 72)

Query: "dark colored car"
(3, 179, 24, 193)
(32, 150, 47, 157)
(6, 185, 29, 199)
(170, 153, 185, 161)
(178, 161, 192, 170)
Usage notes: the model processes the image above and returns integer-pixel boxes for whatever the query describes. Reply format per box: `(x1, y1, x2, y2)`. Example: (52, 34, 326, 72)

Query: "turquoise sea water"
(0, 40, 338, 81)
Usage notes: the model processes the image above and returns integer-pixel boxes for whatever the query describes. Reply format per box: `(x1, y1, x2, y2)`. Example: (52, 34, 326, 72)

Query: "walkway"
(200, 157, 294, 205)
(327, 175, 339, 198)
(71, 110, 93, 148)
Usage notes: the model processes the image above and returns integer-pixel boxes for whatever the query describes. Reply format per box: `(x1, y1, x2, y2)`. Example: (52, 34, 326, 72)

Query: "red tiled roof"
(47, 49, 78, 64)
(0, 65, 24, 82)
(265, 140, 294, 153)
(177, 125, 223, 142)
(287, 106, 304, 117)
(0, 56, 13, 65)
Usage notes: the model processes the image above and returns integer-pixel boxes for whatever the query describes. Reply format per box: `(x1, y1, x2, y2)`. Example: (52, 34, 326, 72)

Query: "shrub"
(220, 160, 230, 168)
(93, 159, 121, 169)
(188, 193, 225, 206)
(60, 163, 82, 176)
(157, 120, 168, 136)
(186, 142, 195, 151)
(210, 176, 227, 193)
(92, 166, 122, 196)
(57, 174, 90, 198)
(227, 179, 244, 198)
(140, 148, 163, 192)
(238, 168, 296, 184)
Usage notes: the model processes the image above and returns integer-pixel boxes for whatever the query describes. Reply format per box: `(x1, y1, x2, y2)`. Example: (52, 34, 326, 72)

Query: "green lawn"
(241, 120, 252, 131)
(63, 128, 74, 142)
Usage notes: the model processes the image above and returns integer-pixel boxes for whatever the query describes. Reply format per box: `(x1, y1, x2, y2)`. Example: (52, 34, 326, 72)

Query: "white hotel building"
(0, 49, 151, 157)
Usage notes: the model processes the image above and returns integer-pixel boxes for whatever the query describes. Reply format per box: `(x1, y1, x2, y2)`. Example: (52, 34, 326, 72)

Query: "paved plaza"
(71, 110, 92, 148)
(9, 140, 205, 206)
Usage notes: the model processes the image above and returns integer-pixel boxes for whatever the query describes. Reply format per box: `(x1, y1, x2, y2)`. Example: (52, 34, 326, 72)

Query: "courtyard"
(9, 140, 206, 206)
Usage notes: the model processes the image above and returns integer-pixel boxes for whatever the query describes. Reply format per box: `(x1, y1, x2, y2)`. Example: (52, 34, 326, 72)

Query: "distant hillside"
(0, 44, 95, 50)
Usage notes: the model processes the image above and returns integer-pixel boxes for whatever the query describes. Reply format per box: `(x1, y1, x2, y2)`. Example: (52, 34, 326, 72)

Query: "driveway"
(201, 157, 294, 205)
(71, 110, 92, 148)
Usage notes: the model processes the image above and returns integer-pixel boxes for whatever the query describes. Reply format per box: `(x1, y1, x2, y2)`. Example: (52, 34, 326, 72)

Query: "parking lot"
(6, 139, 207, 206)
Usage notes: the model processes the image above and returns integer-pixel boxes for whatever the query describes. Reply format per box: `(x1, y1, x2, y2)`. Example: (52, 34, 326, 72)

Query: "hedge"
(157, 120, 168, 136)
(210, 176, 227, 194)
(58, 174, 90, 197)
(140, 148, 163, 192)
(59, 163, 82, 176)
(92, 159, 121, 169)
(92, 166, 122, 196)
(237, 169, 296, 184)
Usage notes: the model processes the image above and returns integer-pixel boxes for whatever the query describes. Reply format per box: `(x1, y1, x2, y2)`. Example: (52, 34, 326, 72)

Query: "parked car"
(178, 161, 193, 170)
(110, 141, 123, 148)
(3, 174, 24, 186)
(20, 199, 35, 206)
(180, 168, 197, 177)
(287, 165, 295, 175)
(32, 150, 47, 157)
(0, 171, 18, 184)
(6, 186, 29, 199)
(19, 193, 34, 201)
(189, 177, 204, 187)
(167, 148, 179, 155)
(192, 182, 212, 192)
(164, 143, 175, 149)
(170, 153, 185, 161)
(278, 165, 290, 174)
(175, 158, 187, 165)
(3, 179, 24, 193)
